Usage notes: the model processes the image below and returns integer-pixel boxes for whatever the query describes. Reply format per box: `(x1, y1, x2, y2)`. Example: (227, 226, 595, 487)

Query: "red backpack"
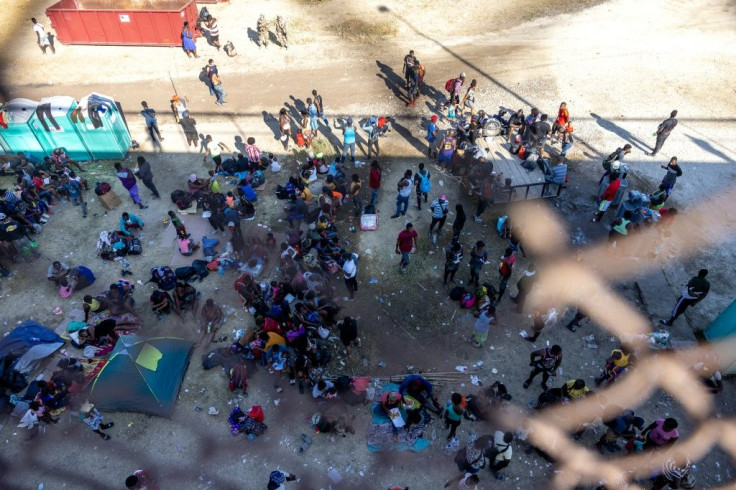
(444, 78, 455, 92)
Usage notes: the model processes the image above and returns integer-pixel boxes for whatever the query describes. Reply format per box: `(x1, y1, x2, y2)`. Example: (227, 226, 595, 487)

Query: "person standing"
(205, 59, 218, 96)
(564, 308, 588, 332)
(460, 79, 478, 119)
(181, 21, 198, 58)
(395, 222, 418, 273)
(307, 98, 320, 138)
(443, 241, 464, 285)
(405, 61, 420, 107)
(140, 102, 164, 143)
(368, 160, 381, 208)
(179, 114, 199, 148)
(257, 15, 269, 48)
(275, 16, 288, 48)
(244, 137, 261, 167)
(429, 194, 449, 236)
(559, 122, 574, 159)
(342, 252, 359, 301)
(552, 102, 570, 143)
(467, 240, 488, 287)
(446, 72, 466, 108)
(349, 174, 362, 217)
(391, 170, 413, 219)
(403, 50, 416, 87)
(451, 204, 466, 244)
(203, 135, 230, 171)
(497, 248, 515, 301)
(660, 156, 682, 194)
(211, 72, 227, 106)
(361, 117, 380, 159)
(437, 130, 457, 168)
(125, 469, 158, 489)
(661, 269, 710, 326)
(114, 162, 148, 210)
(473, 174, 495, 223)
(511, 263, 536, 313)
(339, 117, 356, 163)
(426, 115, 439, 158)
(32, 18, 55, 54)
(591, 172, 621, 222)
(472, 305, 496, 348)
(311, 89, 328, 125)
(648, 110, 678, 157)
(523, 345, 562, 390)
(444, 392, 474, 439)
(135, 156, 160, 199)
(278, 108, 291, 151)
(413, 162, 430, 210)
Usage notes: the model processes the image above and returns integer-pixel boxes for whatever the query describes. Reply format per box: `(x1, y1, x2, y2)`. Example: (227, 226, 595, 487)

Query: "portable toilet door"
(0, 99, 46, 161)
(29, 96, 92, 162)
(75, 94, 130, 160)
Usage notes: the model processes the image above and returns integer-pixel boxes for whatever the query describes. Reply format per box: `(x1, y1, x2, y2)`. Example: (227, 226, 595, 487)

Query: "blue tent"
(0, 320, 64, 393)
(91, 336, 193, 418)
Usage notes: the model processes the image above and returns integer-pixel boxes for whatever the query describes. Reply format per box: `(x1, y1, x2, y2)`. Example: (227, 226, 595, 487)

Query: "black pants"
(475, 198, 493, 218)
(652, 133, 669, 155)
(429, 216, 446, 233)
(344, 276, 357, 299)
(444, 415, 461, 438)
(147, 124, 162, 141)
(416, 187, 427, 209)
(141, 178, 160, 198)
(444, 266, 458, 284)
(668, 296, 698, 322)
(526, 366, 553, 387)
(36, 103, 61, 131)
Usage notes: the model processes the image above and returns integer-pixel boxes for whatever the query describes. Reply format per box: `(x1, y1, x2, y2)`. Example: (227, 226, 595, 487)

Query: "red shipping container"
(46, 0, 201, 47)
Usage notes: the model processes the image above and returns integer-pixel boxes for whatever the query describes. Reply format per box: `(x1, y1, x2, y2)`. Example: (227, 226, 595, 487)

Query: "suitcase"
(98, 190, 122, 210)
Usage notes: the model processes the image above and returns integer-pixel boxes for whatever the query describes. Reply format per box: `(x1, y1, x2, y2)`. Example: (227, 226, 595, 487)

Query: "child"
(80, 402, 115, 440)
(266, 232, 277, 248)
(225, 191, 236, 208)
(167, 210, 188, 237)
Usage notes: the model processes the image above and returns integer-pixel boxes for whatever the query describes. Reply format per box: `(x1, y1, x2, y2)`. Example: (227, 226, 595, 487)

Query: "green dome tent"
(91, 335, 193, 418)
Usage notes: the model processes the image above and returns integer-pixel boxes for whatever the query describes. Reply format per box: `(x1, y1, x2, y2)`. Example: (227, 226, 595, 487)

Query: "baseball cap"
(431, 115, 438, 122)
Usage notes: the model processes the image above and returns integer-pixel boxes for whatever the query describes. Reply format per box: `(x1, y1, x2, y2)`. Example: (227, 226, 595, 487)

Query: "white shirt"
(342, 257, 356, 279)
(207, 140, 222, 158)
(33, 23, 49, 45)
(312, 380, 334, 398)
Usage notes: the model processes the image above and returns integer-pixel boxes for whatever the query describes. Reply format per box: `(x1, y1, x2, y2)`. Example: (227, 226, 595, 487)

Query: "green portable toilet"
(0, 99, 46, 161)
(29, 96, 92, 162)
(75, 93, 131, 160)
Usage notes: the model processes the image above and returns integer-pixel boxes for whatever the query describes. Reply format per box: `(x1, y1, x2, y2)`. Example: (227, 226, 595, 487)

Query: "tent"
(0, 320, 64, 393)
(91, 335, 193, 418)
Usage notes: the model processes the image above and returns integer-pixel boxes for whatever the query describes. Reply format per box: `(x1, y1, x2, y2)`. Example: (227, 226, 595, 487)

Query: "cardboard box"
(98, 190, 122, 210)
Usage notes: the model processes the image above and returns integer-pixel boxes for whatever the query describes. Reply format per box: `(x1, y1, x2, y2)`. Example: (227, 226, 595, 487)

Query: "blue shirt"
(308, 103, 318, 118)
(343, 126, 356, 145)
(427, 122, 437, 142)
(141, 108, 157, 127)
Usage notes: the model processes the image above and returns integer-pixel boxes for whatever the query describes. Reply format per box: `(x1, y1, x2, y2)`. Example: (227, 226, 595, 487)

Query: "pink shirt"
(649, 418, 679, 445)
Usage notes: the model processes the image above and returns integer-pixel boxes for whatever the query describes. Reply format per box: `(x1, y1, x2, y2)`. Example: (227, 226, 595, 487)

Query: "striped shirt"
(208, 21, 219, 37)
(245, 144, 261, 163)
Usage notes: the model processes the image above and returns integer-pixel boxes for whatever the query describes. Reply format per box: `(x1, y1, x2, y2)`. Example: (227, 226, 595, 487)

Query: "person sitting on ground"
(399, 374, 443, 414)
(312, 410, 355, 436)
(47, 260, 70, 285)
(177, 232, 199, 256)
(36, 380, 69, 410)
(119, 212, 144, 236)
(173, 282, 199, 318)
(595, 347, 634, 385)
(561, 379, 591, 401)
(187, 173, 209, 194)
(150, 289, 176, 319)
(71, 319, 118, 347)
(61, 266, 96, 294)
(642, 417, 679, 449)
(312, 379, 336, 399)
(83, 294, 110, 321)
(199, 298, 224, 348)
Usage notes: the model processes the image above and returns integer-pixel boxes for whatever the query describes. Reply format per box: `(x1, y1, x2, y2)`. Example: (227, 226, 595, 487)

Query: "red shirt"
(369, 167, 381, 189)
(397, 229, 417, 253)
(601, 178, 621, 201)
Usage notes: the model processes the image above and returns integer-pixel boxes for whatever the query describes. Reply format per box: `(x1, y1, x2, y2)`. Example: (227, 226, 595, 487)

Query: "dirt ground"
(1, 0, 736, 488)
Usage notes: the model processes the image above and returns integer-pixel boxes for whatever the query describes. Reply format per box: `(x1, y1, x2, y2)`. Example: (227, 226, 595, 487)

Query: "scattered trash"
(491, 368, 498, 374)
(455, 366, 468, 372)
(586, 344, 599, 349)
(584, 334, 596, 342)
(327, 468, 343, 483)
(368, 279, 378, 284)
(519, 330, 529, 338)
(378, 362, 386, 368)
(470, 375, 481, 386)
(274, 399, 280, 406)
(208, 406, 219, 415)
(475, 361, 483, 367)
(194, 406, 202, 412)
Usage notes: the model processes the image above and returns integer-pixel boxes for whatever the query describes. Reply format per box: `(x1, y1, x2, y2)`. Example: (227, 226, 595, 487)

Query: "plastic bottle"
(586, 343, 599, 349)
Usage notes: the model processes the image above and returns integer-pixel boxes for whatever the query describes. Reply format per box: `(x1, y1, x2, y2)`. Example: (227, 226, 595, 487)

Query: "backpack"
(450, 286, 466, 301)
(275, 185, 289, 200)
(95, 182, 111, 196)
(170, 189, 185, 204)
(444, 78, 455, 92)
(419, 171, 431, 193)
(150, 266, 176, 290)
(128, 237, 142, 255)
(175, 266, 197, 281)
(192, 259, 209, 280)
(496, 215, 508, 237)
(250, 170, 265, 188)
(461, 292, 476, 308)
(602, 150, 619, 171)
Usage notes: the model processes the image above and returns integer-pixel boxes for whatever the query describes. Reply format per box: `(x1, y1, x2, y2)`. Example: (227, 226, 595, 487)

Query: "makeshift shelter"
(0, 320, 64, 393)
(91, 335, 193, 418)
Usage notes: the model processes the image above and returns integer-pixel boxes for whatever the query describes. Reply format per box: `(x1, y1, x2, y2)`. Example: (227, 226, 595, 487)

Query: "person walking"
(564, 308, 588, 332)
(390, 170, 413, 219)
(140, 102, 164, 143)
(181, 21, 198, 58)
(523, 345, 562, 391)
(496, 248, 515, 301)
(311, 89, 329, 125)
(471, 305, 496, 348)
(443, 241, 464, 285)
(467, 240, 488, 287)
(437, 130, 457, 168)
(511, 263, 536, 313)
(205, 59, 218, 96)
(395, 223, 418, 273)
(473, 173, 495, 223)
(426, 115, 439, 158)
(211, 72, 227, 106)
(450, 205, 466, 244)
(368, 160, 381, 208)
(444, 392, 474, 440)
(203, 135, 230, 171)
(339, 117, 356, 163)
(661, 269, 710, 326)
(592, 172, 621, 222)
(414, 162, 431, 210)
(429, 195, 449, 237)
(32, 18, 55, 54)
(114, 162, 148, 210)
(179, 114, 199, 148)
(135, 156, 160, 199)
(403, 50, 417, 88)
(361, 117, 381, 158)
(648, 110, 678, 157)
(342, 252, 359, 301)
(660, 156, 682, 194)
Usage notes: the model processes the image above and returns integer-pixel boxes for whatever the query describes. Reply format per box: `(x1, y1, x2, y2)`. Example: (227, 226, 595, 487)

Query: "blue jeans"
(370, 188, 379, 207)
(213, 84, 226, 103)
(561, 141, 573, 158)
(395, 194, 409, 216)
(401, 252, 411, 267)
(341, 142, 355, 162)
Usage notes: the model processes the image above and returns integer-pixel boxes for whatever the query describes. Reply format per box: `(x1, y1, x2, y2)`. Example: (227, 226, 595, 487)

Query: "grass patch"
(310, 137, 337, 160)
(335, 18, 397, 42)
